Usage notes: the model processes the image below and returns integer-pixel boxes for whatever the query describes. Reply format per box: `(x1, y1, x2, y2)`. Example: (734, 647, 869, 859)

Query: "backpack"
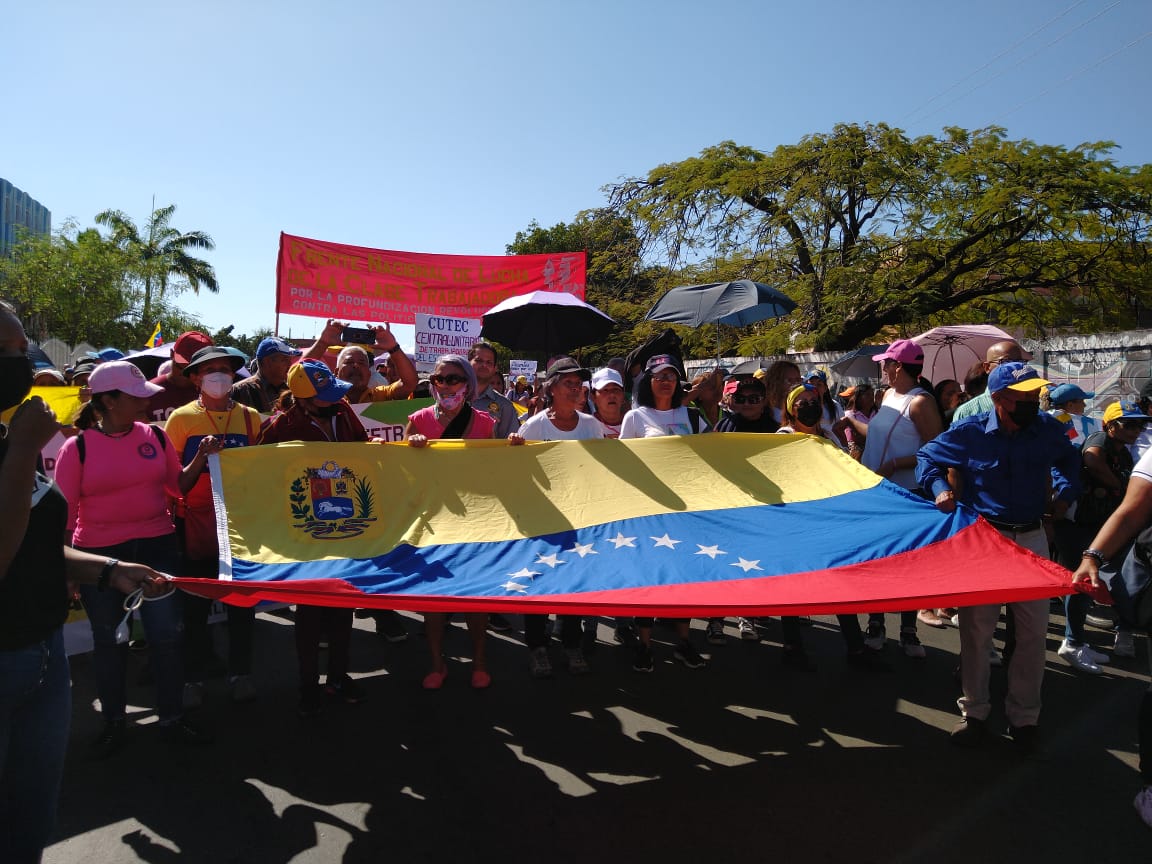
(1098, 525, 1152, 629)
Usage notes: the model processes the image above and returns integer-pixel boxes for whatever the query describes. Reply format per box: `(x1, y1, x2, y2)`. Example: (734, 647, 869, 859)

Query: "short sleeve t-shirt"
(164, 400, 261, 510)
(54, 423, 182, 547)
(518, 411, 605, 441)
(1131, 446, 1152, 484)
(619, 406, 695, 438)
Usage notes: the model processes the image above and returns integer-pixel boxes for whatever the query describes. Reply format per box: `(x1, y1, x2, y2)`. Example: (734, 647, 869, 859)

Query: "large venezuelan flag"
(175, 434, 1074, 614)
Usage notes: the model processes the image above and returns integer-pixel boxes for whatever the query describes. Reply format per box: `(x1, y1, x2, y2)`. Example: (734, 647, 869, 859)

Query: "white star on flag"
(607, 533, 637, 549)
(507, 568, 540, 580)
(535, 553, 567, 568)
(566, 542, 598, 558)
(500, 581, 530, 593)
(731, 558, 763, 573)
(651, 534, 681, 549)
(696, 545, 726, 559)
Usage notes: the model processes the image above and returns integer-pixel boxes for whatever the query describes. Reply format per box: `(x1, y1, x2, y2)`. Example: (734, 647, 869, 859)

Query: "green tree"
(506, 209, 675, 364)
(0, 221, 138, 347)
(96, 203, 218, 331)
(606, 124, 1152, 350)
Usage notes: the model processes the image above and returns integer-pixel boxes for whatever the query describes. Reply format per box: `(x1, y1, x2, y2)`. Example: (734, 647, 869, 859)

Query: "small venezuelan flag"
(145, 322, 164, 348)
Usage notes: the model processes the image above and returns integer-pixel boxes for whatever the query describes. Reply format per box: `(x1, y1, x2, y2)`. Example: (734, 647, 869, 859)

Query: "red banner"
(276, 233, 586, 324)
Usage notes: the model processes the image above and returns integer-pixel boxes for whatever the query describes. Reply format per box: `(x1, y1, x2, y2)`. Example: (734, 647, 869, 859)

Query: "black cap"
(544, 357, 591, 382)
(184, 346, 244, 375)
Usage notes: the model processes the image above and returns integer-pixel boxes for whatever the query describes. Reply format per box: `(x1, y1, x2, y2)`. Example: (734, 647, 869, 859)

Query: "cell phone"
(340, 326, 376, 344)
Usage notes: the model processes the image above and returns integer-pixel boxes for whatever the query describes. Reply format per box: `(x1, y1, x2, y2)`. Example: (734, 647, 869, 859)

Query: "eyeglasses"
(651, 373, 679, 383)
(733, 395, 763, 405)
(430, 374, 467, 386)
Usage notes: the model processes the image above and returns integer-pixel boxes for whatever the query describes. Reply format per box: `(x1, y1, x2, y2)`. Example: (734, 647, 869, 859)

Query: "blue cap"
(256, 336, 303, 361)
(1047, 383, 1094, 405)
(988, 362, 1050, 394)
(288, 360, 352, 402)
(803, 368, 827, 383)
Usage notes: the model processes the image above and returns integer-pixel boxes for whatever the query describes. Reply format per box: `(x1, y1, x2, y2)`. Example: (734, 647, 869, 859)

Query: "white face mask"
(200, 372, 233, 400)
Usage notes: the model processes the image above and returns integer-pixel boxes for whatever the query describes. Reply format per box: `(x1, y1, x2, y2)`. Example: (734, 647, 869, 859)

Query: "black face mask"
(0, 356, 34, 411)
(1008, 400, 1040, 428)
(795, 404, 823, 428)
(313, 404, 340, 418)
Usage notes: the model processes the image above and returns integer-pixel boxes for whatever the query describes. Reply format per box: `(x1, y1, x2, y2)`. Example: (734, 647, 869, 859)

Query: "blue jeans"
(0, 628, 71, 863)
(77, 534, 184, 723)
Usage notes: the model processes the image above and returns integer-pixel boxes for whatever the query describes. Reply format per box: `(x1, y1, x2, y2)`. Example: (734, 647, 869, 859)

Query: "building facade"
(0, 178, 51, 257)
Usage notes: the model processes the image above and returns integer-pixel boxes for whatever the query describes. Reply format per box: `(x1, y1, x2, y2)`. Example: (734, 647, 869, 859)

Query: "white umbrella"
(911, 325, 1015, 383)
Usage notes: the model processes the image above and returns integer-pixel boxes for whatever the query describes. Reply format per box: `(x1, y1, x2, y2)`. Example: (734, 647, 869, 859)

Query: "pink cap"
(872, 339, 924, 364)
(87, 361, 164, 398)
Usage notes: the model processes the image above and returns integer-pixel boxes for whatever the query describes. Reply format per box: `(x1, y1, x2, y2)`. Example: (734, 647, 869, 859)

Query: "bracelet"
(97, 558, 120, 592)
(1081, 548, 1106, 565)
(386, 344, 402, 353)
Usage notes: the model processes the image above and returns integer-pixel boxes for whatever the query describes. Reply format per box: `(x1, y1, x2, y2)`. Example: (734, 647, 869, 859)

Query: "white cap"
(591, 368, 624, 390)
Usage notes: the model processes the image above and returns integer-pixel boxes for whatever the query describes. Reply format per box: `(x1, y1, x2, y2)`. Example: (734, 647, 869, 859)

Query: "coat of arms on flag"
(290, 460, 376, 539)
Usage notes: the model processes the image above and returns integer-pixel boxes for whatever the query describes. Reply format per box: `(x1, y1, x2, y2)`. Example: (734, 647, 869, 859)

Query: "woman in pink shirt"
(402, 355, 495, 689)
(54, 361, 204, 756)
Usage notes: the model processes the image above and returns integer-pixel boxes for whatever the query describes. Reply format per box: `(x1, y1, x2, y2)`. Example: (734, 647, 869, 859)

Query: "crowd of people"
(5, 304, 1152, 861)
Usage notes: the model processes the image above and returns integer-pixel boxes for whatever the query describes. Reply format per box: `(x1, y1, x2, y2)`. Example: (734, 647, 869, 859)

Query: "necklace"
(198, 398, 236, 437)
(96, 422, 134, 438)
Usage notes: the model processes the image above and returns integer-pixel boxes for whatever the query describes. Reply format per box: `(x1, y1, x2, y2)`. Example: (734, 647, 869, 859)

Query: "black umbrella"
(644, 280, 796, 328)
(830, 345, 888, 379)
(644, 279, 796, 358)
(480, 291, 615, 356)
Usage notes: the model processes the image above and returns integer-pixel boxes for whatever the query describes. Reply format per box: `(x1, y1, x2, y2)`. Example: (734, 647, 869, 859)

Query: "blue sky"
(5, 0, 1149, 349)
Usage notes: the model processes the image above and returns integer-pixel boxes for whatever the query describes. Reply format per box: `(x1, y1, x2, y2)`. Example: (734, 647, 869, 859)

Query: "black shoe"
(781, 645, 817, 673)
(673, 639, 707, 669)
(374, 610, 409, 643)
(91, 717, 127, 759)
(950, 717, 987, 747)
(161, 716, 213, 749)
(298, 684, 325, 717)
(632, 643, 654, 673)
(488, 613, 512, 632)
(1008, 724, 1047, 760)
(846, 648, 891, 673)
(323, 675, 365, 705)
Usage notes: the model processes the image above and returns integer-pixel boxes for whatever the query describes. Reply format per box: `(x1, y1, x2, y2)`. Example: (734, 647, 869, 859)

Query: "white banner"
(412, 313, 482, 366)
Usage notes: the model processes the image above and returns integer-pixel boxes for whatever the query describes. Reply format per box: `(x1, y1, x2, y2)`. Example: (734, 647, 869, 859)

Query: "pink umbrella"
(911, 325, 1016, 384)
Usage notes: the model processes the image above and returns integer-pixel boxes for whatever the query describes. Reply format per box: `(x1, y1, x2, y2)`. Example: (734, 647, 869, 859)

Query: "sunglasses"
(651, 373, 679, 383)
(733, 395, 763, 405)
(1118, 419, 1147, 429)
(793, 399, 821, 409)
(430, 374, 467, 386)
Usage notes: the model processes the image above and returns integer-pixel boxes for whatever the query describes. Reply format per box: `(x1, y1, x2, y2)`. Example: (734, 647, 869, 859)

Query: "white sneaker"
(1134, 785, 1152, 829)
(1115, 629, 1137, 658)
(1058, 640, 1103, 675)
(737, 617, 761, 641)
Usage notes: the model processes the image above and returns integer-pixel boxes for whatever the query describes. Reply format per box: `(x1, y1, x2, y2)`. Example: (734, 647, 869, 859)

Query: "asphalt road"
(45, 606, 1149, 864)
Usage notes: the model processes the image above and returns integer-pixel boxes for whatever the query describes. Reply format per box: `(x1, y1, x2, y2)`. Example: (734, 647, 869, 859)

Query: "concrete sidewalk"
(46, 608, 1149, 863)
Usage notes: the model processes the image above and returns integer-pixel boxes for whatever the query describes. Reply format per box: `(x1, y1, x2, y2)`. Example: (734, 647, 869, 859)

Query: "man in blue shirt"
(917, 362, 1080, 757)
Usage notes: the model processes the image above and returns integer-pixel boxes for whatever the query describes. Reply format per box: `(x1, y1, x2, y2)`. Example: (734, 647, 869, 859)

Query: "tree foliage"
(0, 221, 137, 346)
(605, 123, 1152, 350)
(96, 203, 218, 329)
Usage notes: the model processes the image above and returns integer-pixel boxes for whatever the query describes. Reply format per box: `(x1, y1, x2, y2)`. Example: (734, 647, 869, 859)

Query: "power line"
(991, 28, 1152, 123)
(910, 0, 1124, 125)
(900, 0, 1090, 123)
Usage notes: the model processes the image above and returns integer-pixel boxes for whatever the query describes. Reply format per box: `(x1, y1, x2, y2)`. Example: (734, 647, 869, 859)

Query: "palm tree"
(95, 203, 218, 329)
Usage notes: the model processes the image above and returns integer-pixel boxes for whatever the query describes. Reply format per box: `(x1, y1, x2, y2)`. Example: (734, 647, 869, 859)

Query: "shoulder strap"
(76, 430, 85, 464)
(152, 424, 168, 452)
(243, 407, 256, 442)
(687, 407, 701, 435)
